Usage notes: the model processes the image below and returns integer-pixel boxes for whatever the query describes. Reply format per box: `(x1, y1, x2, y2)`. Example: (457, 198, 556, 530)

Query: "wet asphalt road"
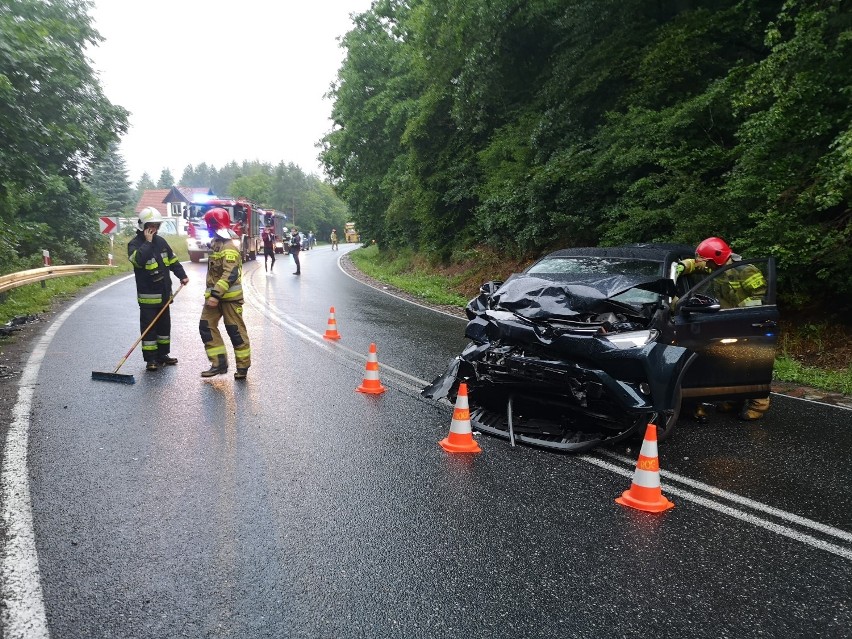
(6, 244, 852, 638)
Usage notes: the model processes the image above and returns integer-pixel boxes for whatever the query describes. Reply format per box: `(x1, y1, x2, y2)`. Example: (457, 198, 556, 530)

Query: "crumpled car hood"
(476, 274, 677, 321)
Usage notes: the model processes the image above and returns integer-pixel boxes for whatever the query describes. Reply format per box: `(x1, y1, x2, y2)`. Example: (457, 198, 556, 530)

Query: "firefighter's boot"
(740, 397, 770, 421)
(158, 356, 178, 366)
(692, 403, 709, 424)
(146, 361, 158, 372)
(234, 367, 249, 380)
(201, 365, 228, 378)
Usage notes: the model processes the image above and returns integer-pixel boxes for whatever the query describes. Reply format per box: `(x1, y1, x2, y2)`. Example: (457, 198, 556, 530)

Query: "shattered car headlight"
(603, 329, 659, 349)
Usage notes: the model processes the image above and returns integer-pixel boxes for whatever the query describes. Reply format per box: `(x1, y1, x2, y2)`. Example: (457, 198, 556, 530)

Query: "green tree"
(0, 0, 129, 271)
(88, 142, 132, 213)
(134, 172, 156, 202)
(156, 168, 175, 188)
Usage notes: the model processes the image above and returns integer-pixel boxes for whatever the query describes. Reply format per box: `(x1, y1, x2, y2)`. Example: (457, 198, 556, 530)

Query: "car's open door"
(673, 258, 778, 401)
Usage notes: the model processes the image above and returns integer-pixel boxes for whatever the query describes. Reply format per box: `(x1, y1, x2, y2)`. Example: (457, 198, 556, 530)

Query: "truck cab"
(183, 197, 262, 263)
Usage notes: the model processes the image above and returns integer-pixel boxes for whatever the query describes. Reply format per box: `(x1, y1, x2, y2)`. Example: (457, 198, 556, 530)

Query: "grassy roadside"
(349, 245, 852, 397)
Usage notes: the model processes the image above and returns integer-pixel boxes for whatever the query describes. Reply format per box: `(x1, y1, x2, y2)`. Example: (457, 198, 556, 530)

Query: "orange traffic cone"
(356, 343, 386, 394)
(616, 423, 674, 513)
(439, 383, 482, 453)
(323, 306, 342, 340)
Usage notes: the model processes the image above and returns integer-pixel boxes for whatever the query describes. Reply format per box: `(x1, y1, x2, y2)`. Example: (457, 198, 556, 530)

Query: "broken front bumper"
(422, 314, 694, 452)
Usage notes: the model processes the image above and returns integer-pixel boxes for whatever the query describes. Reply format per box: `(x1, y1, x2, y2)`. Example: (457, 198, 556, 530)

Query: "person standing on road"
(199, 208, 251, 380)
(128, 207, 189, 372)
(330, 228, 339, 251)
(677, 236, 771, 421)
(261, 225, 276, 272)
(289, 227, 302, 275)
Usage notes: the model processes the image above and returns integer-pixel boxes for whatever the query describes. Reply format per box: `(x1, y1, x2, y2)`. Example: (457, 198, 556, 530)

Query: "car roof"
(540, 243, 695, 263)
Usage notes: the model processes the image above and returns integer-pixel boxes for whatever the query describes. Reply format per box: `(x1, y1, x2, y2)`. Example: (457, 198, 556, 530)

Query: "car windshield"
(525, 256, 664, 305)
(527, 256, 661, 278)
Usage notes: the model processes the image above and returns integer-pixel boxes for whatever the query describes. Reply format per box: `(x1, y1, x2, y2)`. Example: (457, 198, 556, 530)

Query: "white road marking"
(582, 455, 852, 561)
(3, 267, 851, 639)
(1, 277, 129, 639)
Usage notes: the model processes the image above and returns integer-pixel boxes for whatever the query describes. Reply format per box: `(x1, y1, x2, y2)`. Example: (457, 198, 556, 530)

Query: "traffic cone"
(615, 423, 674, 513)
(356, 343, 386, 394)
(439, 383, 481, 453)
(323, 306, 342, 341)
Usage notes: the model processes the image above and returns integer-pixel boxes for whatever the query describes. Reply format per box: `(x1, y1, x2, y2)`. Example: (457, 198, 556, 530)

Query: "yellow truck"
(344, 222, 360, 243)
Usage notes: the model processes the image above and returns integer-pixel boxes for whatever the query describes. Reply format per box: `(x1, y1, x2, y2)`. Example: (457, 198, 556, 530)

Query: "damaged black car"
(422, 244, 778, 452)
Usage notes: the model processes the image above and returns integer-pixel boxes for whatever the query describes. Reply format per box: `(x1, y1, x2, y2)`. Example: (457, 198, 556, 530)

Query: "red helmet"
(696, 237, 732, 266)
(204, 208, 232, 239)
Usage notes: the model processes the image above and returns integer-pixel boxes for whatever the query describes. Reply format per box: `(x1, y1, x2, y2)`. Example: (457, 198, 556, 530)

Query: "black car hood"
(485, 274, 677, 321)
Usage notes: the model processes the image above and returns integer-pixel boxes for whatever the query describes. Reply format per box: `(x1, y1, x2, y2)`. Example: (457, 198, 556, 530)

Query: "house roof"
(134, 189, 170, 216)
(135, 186, 214, 214)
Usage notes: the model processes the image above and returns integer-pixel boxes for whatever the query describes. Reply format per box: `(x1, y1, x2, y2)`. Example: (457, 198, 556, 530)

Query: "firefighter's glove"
(675, 262, 686, 275)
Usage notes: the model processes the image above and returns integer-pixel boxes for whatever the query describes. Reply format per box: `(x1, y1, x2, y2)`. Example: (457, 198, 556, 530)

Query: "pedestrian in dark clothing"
(127, 207, 189, 372)
(289, 227, 301, 275)
(261, 225, 276, 272)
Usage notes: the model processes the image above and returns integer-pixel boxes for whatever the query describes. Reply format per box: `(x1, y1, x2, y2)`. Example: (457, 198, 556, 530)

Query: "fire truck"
(183, 197, 263, 263)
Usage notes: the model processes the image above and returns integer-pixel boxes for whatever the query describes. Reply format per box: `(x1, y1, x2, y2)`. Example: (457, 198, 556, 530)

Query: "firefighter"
(330, 228, 339, 251)
(199, 208, 251, 379)
(677, 237, 771, 421)
(128, 207, 188, 372)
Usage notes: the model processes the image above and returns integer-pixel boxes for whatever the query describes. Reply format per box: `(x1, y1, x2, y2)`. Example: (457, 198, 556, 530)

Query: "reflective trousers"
(140, 304, 171, 363)
(199, 302, 251, 370)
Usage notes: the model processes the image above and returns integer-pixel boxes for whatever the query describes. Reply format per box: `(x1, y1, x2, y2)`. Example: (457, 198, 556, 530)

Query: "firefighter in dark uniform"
(199, 208, 252, 379)
(128, 207, 188, 372)
(677, 236, 771, 421)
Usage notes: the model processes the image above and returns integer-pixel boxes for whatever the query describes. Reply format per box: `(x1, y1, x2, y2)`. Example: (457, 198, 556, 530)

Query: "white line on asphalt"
(250, 272, 852, 558)
(599, 450, 852, 543)
(336, 253, 465, 320)
(4, 268, 849, 639)
(243, 271, 426, 392)
(1, 276, 129, 639)
(581, 455, 852, 561)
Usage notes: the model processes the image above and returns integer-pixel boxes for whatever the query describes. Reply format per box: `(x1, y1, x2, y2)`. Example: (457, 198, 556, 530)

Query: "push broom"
(92, 284, 184, 384)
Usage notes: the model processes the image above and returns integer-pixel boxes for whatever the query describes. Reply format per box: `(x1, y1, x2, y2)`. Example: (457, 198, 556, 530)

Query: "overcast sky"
(87, 0, 374, 186)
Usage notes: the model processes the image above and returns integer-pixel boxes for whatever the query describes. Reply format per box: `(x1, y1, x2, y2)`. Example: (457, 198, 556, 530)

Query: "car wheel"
(189, 251, 203, 263)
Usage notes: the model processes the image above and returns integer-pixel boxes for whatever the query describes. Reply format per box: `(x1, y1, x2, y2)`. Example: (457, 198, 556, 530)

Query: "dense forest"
(321, 0, 851, 313)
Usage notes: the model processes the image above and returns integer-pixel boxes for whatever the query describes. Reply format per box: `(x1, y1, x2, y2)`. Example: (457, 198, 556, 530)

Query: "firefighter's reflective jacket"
(128, 231, 187, 306)
(680, 256, 767, 308)
(205, 237, 244, 303)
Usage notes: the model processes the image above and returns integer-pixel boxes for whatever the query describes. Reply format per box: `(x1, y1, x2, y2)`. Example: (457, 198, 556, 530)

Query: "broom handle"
(113, 284, 185, 374)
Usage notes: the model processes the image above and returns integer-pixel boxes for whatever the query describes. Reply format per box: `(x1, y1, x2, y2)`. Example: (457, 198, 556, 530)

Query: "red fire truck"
(183, 196, 263, 263)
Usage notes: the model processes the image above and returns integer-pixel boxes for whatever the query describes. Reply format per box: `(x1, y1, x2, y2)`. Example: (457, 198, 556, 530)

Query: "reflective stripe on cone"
(615, 423, 673, 513)
(439, 383, 481, 453)
(356, 342, 386, 394)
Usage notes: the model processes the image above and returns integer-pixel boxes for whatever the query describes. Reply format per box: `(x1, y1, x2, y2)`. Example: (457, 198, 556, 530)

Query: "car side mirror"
(679, 294, 721, 314)
(479, 281, 503, 296)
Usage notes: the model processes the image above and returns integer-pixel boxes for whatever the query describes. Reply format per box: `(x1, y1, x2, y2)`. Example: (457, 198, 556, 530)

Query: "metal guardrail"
(0, 264, 114, 294)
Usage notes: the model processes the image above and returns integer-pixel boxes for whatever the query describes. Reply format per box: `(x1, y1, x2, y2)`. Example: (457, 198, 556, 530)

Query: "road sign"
(99, 216, 118, 234)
